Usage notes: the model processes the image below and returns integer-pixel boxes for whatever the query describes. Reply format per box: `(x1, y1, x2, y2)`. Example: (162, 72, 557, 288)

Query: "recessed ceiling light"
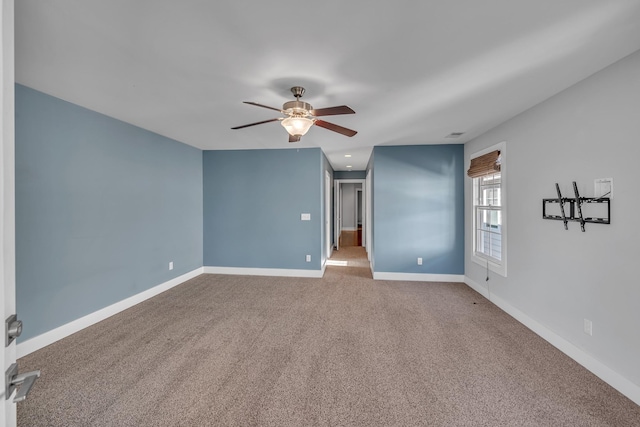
(345, 154, 352, 157)
(346, 165, 352, 168)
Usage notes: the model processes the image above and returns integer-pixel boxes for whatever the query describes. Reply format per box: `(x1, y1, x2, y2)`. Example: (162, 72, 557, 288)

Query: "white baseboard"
(373, 272, 465, 282)
(203, 266, 324, 278)
(17, 267, 204, 358)
(341, 227, 358, 231)
(464, 276, 640, 407)
(464, 275, 490, 299)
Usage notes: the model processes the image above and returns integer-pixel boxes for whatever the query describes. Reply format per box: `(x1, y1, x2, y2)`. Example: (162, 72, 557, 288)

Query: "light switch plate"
(594, 178, 612, 199)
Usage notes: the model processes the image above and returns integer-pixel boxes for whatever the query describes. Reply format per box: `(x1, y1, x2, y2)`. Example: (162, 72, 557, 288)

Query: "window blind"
(467, 150, 501, 178)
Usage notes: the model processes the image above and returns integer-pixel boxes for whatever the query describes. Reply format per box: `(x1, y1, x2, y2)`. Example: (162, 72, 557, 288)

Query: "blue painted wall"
(203, 148, 323, 270)
(372, 145, 464, 274)
(15, 85, 203, 341)
(334, 170, 366, 179)
(14, 86, 464, 343)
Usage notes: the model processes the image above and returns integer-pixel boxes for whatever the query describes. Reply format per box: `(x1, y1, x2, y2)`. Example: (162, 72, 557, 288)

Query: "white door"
(366, 170, 372, 260)
(334, 181, 342, 251)
(3, 3, 39, 424)
(361, 183, 366, 249)
(2, 0, 18, 424)
(356, 188, 363, 247)
(324, 171, 331, 260)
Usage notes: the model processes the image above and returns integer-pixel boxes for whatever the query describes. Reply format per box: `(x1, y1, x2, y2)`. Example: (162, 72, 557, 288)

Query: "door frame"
(334, 179, 366, 251)
(2, 0, 17, 424)
(355, 188, 363, 238)
(324, 171, 332, 262)
(365, 170, 372, 261)
(334, 180, 341, 251)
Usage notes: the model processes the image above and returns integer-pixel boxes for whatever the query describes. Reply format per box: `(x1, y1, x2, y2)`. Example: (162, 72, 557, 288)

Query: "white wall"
(465, 49, 640, 402)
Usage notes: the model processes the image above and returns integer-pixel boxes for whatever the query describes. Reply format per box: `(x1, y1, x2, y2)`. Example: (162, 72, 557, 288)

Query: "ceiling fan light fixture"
(281, 116, 314, 137)
(233, 86, 357, 140)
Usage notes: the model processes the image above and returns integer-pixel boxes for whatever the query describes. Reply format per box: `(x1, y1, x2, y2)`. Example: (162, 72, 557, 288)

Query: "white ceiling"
(15, 1, 640, 171)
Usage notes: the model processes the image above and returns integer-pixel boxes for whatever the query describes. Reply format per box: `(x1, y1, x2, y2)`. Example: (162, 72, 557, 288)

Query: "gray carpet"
(18, 247, 640, 426)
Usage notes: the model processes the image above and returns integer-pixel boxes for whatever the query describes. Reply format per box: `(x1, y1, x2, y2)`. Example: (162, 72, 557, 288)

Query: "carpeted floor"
(17, 247, 640, 426)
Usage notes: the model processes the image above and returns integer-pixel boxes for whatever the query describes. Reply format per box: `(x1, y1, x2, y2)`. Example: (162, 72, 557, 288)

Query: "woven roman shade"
(467, 150, 500, 178)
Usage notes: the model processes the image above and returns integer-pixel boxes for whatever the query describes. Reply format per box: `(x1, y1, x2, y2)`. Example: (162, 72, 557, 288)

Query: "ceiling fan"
(231, 86, 357, 142)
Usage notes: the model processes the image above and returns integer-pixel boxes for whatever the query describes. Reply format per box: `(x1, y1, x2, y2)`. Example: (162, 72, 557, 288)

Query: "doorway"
(334, 179, 366, 251)
(356, 188, 363, 246)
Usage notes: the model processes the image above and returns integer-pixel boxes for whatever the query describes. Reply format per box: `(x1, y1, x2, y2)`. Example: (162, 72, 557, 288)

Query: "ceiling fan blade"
(289, 134, 301, 143)
(243, 101, 283, 113)
(315, 120, 357, 137)
(231, 118, 281, 130)
(310, 105, 355, 116)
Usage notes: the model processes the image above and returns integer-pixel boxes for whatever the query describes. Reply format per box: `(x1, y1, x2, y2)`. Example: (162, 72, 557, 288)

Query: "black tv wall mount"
(542, 182, 610, 232)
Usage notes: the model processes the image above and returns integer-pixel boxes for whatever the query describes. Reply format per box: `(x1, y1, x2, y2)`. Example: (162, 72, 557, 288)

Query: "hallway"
(326, 244, 371, 279)
(338, 228, 362, 247)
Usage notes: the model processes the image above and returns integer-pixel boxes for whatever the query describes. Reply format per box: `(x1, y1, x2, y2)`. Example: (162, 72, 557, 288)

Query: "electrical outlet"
(417, 257, 423, 265)
(306, 255, 311, 262)
(169, 261, 174, 270)
(584, 318, 593, 336)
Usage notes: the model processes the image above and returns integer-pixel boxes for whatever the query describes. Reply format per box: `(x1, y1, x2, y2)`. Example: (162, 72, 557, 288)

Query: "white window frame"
(471, 141, 507, 277)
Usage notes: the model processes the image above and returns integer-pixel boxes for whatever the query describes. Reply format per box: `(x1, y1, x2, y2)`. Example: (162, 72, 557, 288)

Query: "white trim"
(341, 226, 358, 231)
(334, 179, 365, 184)
(2, 1, 17, 422)
(320, 258, 329, 274)
(17, 267, 204, 358)
(464, 276, 640, 406)
(334, 178, 366, 253)
(334, 179, 341, 251)
(324, 170, 331, 264)
(203, 266, 324, 278)
(355, 187, 363, 246)
(373, 272, 465, 282)
(365, 169, 372, 261)
(470, 141, 507, 277)
(464, 275, 490, 299)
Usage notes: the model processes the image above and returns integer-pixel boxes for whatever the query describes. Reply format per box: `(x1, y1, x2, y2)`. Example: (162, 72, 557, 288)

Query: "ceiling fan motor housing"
(283, 100, 313, 117)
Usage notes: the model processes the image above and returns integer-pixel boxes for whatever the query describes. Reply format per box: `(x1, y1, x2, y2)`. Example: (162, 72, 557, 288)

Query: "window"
(475, 173, 502, 261)
(469, 143, 506, 276)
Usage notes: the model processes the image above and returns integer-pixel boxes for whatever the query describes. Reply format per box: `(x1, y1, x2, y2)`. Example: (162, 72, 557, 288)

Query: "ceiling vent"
(445, 132, 465, 138)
